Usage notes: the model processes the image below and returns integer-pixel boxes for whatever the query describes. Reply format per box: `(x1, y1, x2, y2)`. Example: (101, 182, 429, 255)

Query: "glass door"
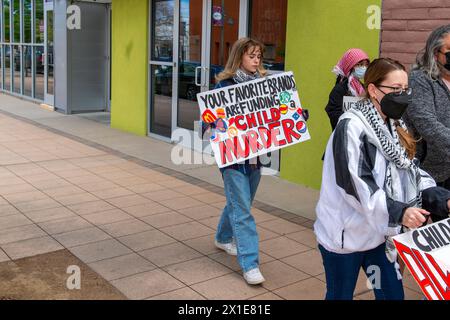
(149, 0, 243, 142)
(175, 0, 240, 130)
(175, 0, 204, 131)
(150, 0, 176, 139)
(207, 0, 240, 90)
(43, 4, 54, 106)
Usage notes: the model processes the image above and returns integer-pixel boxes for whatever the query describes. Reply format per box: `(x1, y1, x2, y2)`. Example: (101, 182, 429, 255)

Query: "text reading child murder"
(197, 72, 311, 168)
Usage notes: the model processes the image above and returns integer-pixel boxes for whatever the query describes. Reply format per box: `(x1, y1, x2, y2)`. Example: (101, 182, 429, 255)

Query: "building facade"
(0, 0, 111, 113)
(1, 0, 448, 190)
(0, 0, 51, 103)
(381, 0, 450, 69)
(111, 0, 382, 189)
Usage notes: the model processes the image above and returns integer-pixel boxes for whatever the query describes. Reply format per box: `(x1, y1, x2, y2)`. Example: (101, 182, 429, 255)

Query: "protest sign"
(343, 96, 363, 112)
(393, 218, 450, 300)
(197, 72, 311, 168)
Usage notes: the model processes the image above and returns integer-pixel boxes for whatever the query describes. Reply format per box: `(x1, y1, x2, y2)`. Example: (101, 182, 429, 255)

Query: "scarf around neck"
(346, 100, 423, 212)
(233, 68, 261, 83)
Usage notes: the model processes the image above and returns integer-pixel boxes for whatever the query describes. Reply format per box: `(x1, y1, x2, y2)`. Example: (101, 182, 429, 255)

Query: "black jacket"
(325, 77, 350, 131)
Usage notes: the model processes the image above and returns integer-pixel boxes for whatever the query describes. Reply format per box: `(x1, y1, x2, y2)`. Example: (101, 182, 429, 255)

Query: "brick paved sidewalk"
(0, 111, 423, 300)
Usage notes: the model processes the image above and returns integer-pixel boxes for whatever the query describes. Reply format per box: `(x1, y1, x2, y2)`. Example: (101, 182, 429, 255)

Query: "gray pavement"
(0, 93, 319, 221)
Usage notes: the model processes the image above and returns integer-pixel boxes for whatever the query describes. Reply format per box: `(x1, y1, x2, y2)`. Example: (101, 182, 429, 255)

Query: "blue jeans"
(216, 168, 261, 273)
(319, 243, 404, 300)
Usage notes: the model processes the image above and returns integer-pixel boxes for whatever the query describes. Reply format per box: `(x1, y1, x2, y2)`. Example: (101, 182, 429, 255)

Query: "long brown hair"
(363, 58, 417, 159)
(216, 38, 268, 82)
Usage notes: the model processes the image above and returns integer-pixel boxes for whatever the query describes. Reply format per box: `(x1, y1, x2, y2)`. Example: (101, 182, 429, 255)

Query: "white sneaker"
(243, 268, 265, 285)
(214, 240, 237, 256)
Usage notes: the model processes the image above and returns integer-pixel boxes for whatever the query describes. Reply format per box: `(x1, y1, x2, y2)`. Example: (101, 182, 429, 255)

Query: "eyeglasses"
(378, 85, 412, 96)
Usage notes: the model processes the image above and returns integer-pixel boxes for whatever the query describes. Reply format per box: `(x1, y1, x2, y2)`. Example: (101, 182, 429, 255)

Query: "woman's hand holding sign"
(402, 207, 430, 229)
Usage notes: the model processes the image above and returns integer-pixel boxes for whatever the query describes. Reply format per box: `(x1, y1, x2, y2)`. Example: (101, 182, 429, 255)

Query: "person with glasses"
(314, 58, 450, 300)
(404, 25, 450, 220)
(325, 48, 370, 131)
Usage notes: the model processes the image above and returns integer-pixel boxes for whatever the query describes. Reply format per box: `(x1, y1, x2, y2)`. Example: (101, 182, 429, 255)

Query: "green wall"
(281, 0, 381, 189)
(111, 0, 149, 136)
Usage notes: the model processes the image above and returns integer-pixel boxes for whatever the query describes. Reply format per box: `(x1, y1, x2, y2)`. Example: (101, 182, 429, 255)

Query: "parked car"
(154, 61, 224, 101)
(14, 47, 45, 74)
(263, 61, 285, 71)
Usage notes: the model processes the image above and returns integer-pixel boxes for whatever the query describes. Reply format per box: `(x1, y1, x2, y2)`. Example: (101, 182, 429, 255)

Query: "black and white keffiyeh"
(349, 99, 423, 211)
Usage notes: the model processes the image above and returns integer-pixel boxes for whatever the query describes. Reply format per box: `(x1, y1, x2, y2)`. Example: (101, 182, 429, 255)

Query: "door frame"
(43, 2, 54, 106)
(147, 0, 280, 174)
(148, 0, 178, 142)
(148, 0, 250, 143)
(106, 3, 112, 112)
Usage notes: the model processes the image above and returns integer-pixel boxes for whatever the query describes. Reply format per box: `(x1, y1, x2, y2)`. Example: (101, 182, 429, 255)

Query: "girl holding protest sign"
(314, 58, 450, 300)
(210, 38, 267, 285)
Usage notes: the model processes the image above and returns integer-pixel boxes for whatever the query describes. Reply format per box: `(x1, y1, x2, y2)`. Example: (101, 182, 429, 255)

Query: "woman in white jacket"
(314, 58, 450, 300)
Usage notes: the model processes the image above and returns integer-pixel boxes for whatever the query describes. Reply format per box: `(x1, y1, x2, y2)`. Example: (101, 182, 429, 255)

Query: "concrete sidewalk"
(0, 93, 423, 300)
(0, 93, 319, 221)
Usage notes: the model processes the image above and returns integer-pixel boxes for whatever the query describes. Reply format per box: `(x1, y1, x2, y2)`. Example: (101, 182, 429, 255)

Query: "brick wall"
(381, 0, 450, 69)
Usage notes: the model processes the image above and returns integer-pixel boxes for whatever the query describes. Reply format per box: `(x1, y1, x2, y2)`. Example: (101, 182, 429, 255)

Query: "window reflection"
(249, 0, 287, 72)
(1, 1, 46, 99)
(34, 46, 44, 99)
(210, 0, 239, 88)
(24, 46, 32, 97)
(152, 0, 174, 61)
(4, 0, 10, 43)
(24, 0, 32, 43)
(47, 10, 54, 95)
(35, 0, 45, 43)
(177, 0, 203, 130)
(5, 46, 11, 91)
(13, 0, 20, 43)
(13, 45, 20, 93)
(151, 65, 172, 137)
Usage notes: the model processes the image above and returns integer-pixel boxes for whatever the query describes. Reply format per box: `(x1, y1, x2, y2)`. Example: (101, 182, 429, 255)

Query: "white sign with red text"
(393, 218, 450, 300)
(197, 72, 311, 168)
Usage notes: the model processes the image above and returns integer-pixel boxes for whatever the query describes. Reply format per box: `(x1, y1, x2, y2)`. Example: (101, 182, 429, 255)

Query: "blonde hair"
(216, 38, 268, 82)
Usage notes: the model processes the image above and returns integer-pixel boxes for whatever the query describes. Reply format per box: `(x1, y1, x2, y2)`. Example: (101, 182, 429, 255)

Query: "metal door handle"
(195, 66, 202, 86)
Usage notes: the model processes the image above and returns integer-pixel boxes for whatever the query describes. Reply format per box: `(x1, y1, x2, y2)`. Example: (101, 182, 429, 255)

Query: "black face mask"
(378, 91, 411, 120)
(443, 52, 450, 71)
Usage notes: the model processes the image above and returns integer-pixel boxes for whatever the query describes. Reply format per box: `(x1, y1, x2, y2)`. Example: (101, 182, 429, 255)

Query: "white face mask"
(353, 66, 367, 80)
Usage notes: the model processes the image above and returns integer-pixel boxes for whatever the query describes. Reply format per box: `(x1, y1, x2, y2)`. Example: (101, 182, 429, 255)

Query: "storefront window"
(4, 45, 10, 90)
(177, 0, 203, 130)
(249, 0, 287, 71)
(12, 44, 20, 93)
(4, 0, 10, 43)
(34, 45, 44, 99)
(1, 0, 46, 99)
(152, 0, 174, 61)
(35, 0, 44, 43)
(12, 0, 20, 42)
(24, 0, 32, 43)
(210, 0, 239, 84)
(23, 45, 32, 96)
